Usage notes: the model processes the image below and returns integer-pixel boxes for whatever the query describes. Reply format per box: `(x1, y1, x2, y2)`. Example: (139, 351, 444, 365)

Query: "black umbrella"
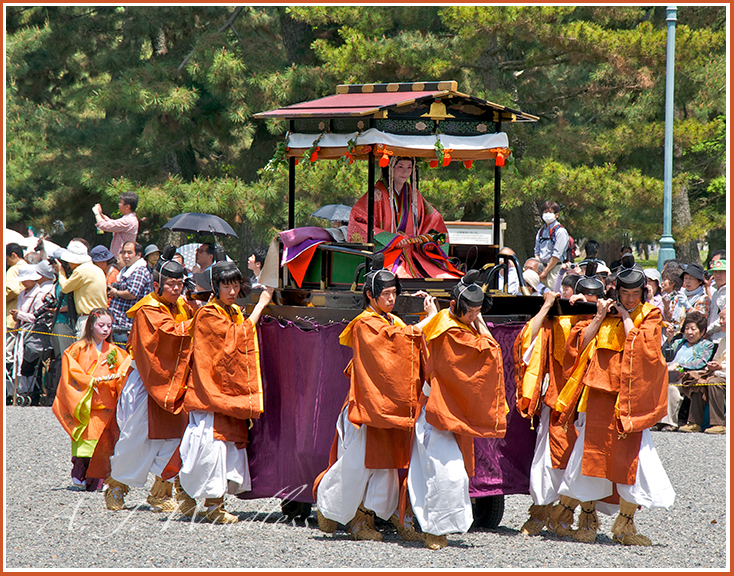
(161, 212, 238, 238)
(310, 204, 352, 223)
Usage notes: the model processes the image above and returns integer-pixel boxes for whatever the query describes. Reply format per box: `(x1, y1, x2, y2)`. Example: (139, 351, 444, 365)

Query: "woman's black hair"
(379, 156, 414, 186)
(562, 273, 581, 290)
(681, 310, 708, 337)
(83, 307, 113, 344)
(211, 261, 243, 298)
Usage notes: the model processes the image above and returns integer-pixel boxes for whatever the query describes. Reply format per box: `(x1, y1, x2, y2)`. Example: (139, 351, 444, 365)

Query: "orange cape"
(341, 308, 423, 434)
(563, 304, 667, 485)
(513, 315, 581, 469)
(422, 309, 507, 475)
(184, 300, 263, 445)
(312, 309, 423, 499)
(126, 293, 194, 439)
(52, 340, 130, 445)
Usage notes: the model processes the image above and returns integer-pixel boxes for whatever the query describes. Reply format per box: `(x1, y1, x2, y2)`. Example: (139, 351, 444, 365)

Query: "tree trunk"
(704, 228, 726, 268)
(278, 8, 311, 64)
(672, 180, 701, 265)
(599, 239, 622, 268)
(502, 202, 538, 263)
(164, 143, 198, 182)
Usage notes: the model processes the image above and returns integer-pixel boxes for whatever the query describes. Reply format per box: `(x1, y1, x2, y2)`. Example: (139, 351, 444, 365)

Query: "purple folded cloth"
(279, 227, 333, 247)
(279, 227, 333, 265)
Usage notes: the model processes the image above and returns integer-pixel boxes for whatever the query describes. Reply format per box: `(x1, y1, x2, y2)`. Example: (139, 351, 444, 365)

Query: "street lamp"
(658, 6, 677, 272)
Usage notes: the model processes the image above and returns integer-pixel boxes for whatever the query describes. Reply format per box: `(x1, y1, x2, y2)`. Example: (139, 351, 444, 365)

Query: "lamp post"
(658, 6, 677, 272)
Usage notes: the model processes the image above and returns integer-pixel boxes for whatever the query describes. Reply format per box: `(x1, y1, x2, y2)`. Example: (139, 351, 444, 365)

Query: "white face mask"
(542, 212, 557, 225)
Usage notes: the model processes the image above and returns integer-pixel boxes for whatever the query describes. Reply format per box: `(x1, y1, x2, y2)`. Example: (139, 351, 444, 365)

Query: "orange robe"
(312, 308, 424, 501)
(513, 316, 580, 469)
(347, 181, 455, 278)
(126, 293, 194, 439)
(184, 300, 264, 446)
(341, 308, 424, 469)
(558, 303, 667, 485)
(422, 309, 507, 476)
(86, 294, 193, 480)
(52, 339, 131, 457)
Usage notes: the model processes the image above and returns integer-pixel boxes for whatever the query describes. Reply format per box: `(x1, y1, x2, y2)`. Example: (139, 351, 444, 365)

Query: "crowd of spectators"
(6, 199, 269, 406)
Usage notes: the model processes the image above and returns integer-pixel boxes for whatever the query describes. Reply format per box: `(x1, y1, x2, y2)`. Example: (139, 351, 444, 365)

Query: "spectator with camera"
(92, 192, 139, 260)
(8, 262, 58, 405)
(55, 240, 108, 338)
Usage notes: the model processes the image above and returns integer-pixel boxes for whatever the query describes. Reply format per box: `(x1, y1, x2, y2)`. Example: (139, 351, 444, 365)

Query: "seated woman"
(347, 156, 460, 279)
(666, 310, 716, 432)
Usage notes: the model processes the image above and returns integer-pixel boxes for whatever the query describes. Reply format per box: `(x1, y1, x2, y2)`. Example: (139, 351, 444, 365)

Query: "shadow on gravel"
(472, 525, 521, 536)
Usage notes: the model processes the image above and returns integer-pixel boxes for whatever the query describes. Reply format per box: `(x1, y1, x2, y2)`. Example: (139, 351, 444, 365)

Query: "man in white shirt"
(534, 201, 570, 289)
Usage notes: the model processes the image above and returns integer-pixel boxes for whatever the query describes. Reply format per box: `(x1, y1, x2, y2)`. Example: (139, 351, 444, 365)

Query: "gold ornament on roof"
(421, 100, 455, 121)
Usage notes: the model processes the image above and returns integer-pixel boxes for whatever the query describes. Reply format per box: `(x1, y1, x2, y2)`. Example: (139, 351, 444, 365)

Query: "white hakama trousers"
(178, 411, 251, 500)
(529, 403, 565, 506)
(316, 406, 399, 525)
(109, 368, 179, 487)
(408, 405, 472, 536)
(558, 412, 676, 514)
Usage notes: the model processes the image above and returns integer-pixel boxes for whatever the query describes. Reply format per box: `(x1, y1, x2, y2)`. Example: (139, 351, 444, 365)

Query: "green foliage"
(5, 6, 726, 260)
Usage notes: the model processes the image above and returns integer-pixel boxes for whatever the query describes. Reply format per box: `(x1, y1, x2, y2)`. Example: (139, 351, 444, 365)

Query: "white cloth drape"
(316, 406, 399, 525)
(558, 412, 676, 513)
(407, 386, 472, 536)
(179, 411, 250, 500)
(529, 403, 566, 506)
(109, 369, 179, 487)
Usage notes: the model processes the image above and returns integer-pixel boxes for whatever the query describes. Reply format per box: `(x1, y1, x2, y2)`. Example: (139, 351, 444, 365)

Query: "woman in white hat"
(8, 266, 43, 402)
(54, 240, 108, 338)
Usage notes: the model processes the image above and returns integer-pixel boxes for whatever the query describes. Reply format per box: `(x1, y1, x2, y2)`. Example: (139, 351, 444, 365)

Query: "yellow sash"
(554, 302, 655, 414)
(338, 307, 406, 348)
(517, 324, 543, 411)
(422, 308, 477, 343)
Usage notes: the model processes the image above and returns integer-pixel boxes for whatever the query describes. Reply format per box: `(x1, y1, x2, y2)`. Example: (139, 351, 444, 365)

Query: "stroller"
(6, 291, 74, 406)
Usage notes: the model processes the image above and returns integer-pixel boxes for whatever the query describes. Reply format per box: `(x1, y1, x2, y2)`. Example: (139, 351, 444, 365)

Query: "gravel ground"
(4, 406, 728, 570)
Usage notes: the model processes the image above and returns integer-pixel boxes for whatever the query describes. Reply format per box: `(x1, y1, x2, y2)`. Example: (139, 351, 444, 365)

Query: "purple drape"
(243, 317, 351, 502)
(241, 317, 534, 503)
(470, 322, 535, 497)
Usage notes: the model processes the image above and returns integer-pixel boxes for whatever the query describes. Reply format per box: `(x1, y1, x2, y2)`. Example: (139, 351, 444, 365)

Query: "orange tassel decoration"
(442, 148, 453, 167)
(310, 146, 321, 163)
(429, 159, 439, 168)
(495, 152, 505, 167)
(464, 160, 473, 169)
